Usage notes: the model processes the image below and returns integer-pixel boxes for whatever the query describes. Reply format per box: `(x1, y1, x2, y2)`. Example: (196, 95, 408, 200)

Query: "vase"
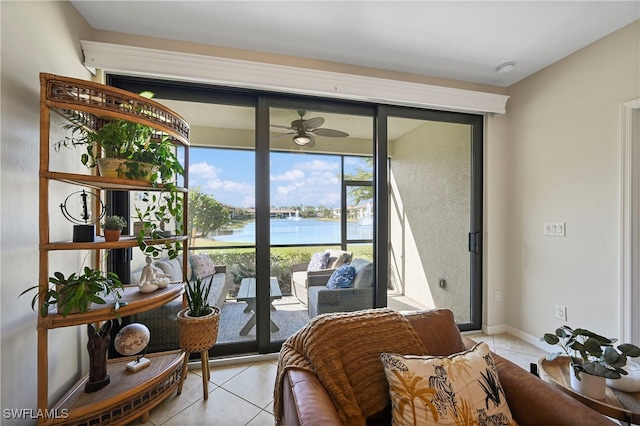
(570, 366, 606, 400)
(103, 229, 122, 242)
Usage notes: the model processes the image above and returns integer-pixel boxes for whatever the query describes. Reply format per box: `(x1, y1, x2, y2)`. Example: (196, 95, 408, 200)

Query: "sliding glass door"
(385, 108, 483, 329)
(108, 75, 483, 356)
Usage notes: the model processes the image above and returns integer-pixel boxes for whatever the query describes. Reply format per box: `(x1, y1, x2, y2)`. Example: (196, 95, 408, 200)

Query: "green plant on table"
(543, 325, 640, 380)
(20, 267, 124, 318)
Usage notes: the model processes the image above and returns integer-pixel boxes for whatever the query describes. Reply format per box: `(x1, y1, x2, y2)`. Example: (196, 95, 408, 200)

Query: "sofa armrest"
(291, 262, 309, 273)
(306, 269, 335, 287)
(282, 369, 342, 426)
(494, 354, 614, 426)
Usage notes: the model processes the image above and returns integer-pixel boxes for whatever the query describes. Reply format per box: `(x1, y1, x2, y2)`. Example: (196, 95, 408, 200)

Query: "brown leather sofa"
(278, 309, 614, 425)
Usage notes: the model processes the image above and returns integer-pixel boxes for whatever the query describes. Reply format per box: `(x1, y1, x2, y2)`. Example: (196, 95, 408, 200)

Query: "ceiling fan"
(271, 110, 349, 147)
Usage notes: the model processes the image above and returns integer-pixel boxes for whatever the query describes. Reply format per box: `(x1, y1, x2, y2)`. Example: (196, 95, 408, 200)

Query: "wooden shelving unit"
(37, 73, 190, 425)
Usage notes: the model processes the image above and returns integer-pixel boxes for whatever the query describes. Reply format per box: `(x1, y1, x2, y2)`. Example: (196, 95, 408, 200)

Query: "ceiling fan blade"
(303, 117, 324, 129)
(306, 134, 316, 148)
(312, 128, 349, 137)
(270, 132, 295, 141)
(271, 124, 293, 130)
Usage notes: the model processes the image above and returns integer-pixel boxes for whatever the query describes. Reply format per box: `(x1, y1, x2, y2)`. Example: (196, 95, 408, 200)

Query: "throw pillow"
(326, 263, 356, 289)
(307, 251, 330, 271)
(381, 342, 516, 426)
(325, 249, 352, 269)
(190, 254, 216, 280)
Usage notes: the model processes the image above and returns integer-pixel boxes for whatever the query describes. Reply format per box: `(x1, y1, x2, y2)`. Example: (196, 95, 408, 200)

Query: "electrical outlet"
(555, 305, 567, 321)
(494, 290, 502, 302)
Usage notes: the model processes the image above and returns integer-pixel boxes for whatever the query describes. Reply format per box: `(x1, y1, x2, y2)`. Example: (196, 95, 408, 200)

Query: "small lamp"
(293, 134, 312, 146)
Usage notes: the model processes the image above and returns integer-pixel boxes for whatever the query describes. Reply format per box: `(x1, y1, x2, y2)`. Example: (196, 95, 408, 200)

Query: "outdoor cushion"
(325, 249, 352, 269)
(191, 253, 216, 279)
(350, 258, 374, 288)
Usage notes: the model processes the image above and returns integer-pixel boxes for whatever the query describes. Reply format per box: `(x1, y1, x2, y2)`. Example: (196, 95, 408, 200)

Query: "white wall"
(1, 1, 94, 420)
(504, 21, 640, 343)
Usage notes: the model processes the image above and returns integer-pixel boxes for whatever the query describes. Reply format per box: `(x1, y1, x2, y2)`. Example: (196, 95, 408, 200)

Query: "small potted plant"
(20, 267, 124, 317)
(101, 215, 127, 242)
(177, 275, 220, 354)
(543, 325, 640, 398)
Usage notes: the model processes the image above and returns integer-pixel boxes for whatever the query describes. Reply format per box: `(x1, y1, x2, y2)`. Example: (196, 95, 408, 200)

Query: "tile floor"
(128, 333, 547, 426)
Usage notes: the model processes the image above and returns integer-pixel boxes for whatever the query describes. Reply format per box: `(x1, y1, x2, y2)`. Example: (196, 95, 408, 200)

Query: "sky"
(188, 148, 368, 209)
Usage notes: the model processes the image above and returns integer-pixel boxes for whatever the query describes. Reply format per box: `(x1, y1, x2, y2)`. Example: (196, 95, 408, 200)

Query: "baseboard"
(481, 324, 507, 335)
(474, 324, 553, 353)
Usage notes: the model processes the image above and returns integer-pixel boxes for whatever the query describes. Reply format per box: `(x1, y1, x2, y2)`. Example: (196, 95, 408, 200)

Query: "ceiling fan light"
(293, 134, 312, 145)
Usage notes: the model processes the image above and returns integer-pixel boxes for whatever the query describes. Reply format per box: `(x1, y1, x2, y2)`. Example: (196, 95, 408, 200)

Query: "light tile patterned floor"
(128, 333, 546, 425)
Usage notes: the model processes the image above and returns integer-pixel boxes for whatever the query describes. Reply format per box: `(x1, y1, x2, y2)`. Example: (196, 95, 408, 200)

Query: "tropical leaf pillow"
(381, 342, 517, 426)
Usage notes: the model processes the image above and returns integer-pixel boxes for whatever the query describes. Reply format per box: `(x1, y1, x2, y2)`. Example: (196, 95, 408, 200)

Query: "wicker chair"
(290, 249, 352, 305)
(307, 258, 374, 317)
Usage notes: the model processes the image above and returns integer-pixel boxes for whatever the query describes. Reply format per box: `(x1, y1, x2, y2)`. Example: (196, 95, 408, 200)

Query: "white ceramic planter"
(570, 367, 606, 400)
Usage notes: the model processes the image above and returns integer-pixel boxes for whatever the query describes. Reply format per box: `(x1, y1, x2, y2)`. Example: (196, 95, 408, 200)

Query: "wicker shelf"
(42, 235, 188, 251)
(37, 73, 190, 425)
(46, 351, 185, 426)
(39, 284, 185, 330)
(41, 171, 188, 192)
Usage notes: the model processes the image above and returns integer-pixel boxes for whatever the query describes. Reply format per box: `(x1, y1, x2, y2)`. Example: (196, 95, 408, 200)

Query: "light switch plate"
(544, 222, 566, 237)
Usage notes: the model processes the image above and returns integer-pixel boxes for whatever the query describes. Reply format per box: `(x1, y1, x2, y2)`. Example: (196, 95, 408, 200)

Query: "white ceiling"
(71, 1, 639, 87)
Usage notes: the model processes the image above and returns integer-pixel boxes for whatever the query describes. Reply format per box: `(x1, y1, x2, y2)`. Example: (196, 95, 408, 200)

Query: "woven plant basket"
(177, 307, 220, 353)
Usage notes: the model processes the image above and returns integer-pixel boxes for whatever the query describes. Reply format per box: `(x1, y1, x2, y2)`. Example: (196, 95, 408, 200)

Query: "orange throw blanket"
(274, 308, 427, 425)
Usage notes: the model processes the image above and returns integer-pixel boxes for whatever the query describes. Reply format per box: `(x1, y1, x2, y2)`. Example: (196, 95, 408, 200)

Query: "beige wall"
(504, 20, 640, 343)
(1, 1, 94, 419)
(389, 121, 472, 322)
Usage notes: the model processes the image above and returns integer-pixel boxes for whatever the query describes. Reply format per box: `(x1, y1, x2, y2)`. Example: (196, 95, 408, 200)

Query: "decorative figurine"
(138, 256, 170, 293)
(85, 320, 112, 393)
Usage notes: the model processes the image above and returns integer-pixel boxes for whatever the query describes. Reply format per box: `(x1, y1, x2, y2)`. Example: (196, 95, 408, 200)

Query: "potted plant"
(56, 91, 157, 178)
(126, 136, 184, 183)
(177, 274, 220, 354)
(101, 215, 127, 242)
(543, 325, 640, 399)
(20, 267, 124, 318)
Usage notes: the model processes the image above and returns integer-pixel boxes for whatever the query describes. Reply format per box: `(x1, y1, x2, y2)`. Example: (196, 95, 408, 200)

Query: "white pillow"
(155, 260, 181, 283)
(190, 253, 216, 280)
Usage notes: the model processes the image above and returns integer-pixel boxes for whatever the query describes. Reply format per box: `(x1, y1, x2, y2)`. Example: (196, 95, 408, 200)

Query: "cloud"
(270, 169, 305, 182)
(294, 159, 339, 172)
(190, 161, 219, 178)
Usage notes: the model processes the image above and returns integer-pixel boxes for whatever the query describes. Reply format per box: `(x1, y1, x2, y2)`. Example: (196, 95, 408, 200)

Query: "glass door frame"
(378, 106, 483, 330)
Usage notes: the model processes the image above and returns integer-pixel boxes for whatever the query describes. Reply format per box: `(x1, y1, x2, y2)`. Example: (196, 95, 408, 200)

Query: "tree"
(345, 157, 373, 205)
(188, 187, 230, 240)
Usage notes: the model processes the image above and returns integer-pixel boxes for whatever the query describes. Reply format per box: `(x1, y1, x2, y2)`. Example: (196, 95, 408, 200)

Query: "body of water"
(211, 218, 372, 244)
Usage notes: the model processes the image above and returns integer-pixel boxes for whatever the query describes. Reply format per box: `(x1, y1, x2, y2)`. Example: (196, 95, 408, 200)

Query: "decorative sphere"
(114, 323, 150, 356)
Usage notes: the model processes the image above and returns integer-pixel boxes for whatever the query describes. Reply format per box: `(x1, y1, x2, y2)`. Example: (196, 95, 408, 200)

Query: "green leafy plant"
(20, 267, 124, 318)
(55, 91, 157, 168)
(134, 189, 183, 259)
(126, 136, 184, 182)
(184, 275, 213, 317)
(101, 215, 127, 231)
(543, 325, 640, 380)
